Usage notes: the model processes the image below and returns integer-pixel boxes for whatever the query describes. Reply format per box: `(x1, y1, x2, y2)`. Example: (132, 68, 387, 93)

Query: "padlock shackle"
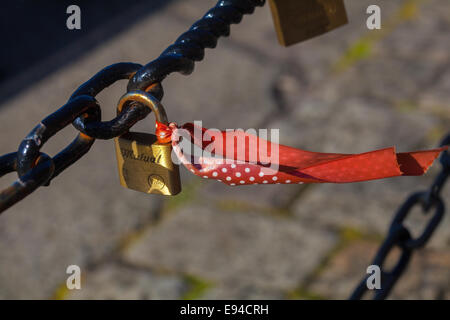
(117, 90, 169, 125)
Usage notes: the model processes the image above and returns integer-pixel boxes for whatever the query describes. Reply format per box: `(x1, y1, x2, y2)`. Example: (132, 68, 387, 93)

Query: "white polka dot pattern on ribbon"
(172, 142, 303, 185)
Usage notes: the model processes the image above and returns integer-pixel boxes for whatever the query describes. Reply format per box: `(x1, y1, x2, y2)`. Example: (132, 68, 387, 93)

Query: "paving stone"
(65, 262, 186, 300)
(309, 240, 450, 299)
(123, 205, 337, 292)
(267, 93, 439, 153)
(267, 40, 447, 152)
(308, 240, 379, 299)
(383, 0, 450, 63)
(201, 283, 285, 300)
(335, 1, 450, 113)
(390, 250, 450, 299)
(197, 181, 304, 211)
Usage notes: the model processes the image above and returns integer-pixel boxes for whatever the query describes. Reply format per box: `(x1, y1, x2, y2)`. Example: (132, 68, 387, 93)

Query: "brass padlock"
(269, 0, 348, 46)
(114, 91, 181, 195)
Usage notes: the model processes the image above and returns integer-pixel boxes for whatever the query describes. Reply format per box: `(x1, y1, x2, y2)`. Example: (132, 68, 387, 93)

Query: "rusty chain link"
(0, 0, 448, 300)
(350, 133, 450, 300)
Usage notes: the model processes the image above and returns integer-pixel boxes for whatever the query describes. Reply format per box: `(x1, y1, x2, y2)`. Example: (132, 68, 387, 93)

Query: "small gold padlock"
(114, 91, 181, 195)
(269, 0, 348, 46)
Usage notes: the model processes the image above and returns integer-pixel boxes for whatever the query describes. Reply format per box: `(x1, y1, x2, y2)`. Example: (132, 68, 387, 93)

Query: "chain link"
(350, 133, 450, 300)
(0, 0, 265, 214)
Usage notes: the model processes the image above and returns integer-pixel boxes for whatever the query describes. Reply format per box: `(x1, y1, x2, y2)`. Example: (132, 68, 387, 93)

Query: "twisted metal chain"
(350, 133, 450, 300)
(0, 0, 265, 213)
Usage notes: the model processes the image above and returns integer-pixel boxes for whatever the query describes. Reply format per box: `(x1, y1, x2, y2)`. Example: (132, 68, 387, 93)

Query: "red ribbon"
(156, 121, 447, 185)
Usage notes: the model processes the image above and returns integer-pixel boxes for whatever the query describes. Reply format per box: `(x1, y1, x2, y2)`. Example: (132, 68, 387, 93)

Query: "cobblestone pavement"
(0, 0, 449, 299)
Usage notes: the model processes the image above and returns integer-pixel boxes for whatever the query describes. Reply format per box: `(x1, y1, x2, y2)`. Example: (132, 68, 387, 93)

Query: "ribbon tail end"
(397, 146, 448, 176)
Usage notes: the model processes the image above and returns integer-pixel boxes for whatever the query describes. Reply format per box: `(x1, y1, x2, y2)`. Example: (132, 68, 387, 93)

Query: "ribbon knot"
(155, 121, 175, 144)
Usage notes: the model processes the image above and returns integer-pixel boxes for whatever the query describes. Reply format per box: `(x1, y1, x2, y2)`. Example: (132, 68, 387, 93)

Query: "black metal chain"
(0, 0, 265, 213)
(350, 133, 450, 300)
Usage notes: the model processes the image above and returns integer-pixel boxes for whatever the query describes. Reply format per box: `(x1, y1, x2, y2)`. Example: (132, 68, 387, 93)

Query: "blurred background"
(0, 0, 449, 299)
